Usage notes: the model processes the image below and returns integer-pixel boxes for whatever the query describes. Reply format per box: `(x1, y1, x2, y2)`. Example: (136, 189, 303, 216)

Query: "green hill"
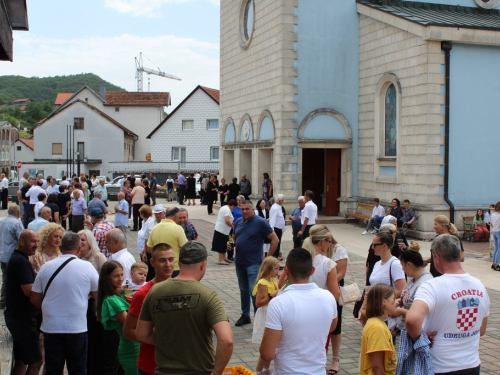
(0, 73, 125, 104)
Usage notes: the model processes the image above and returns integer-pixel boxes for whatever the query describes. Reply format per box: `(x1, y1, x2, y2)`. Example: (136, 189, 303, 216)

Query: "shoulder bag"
(338, 256, 362, 306)
(43, 257, 76, 297)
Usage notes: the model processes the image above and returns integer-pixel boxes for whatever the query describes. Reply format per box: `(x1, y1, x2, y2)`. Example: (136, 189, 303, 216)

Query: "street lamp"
(76, 151, 81, 177)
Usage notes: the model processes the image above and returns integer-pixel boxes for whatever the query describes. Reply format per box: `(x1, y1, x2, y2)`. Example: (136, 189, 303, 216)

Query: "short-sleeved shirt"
(150, 177, 158, 191)
(93, 220, 115, 258)
(94, 185, 108, 201)
(0, 215, 24, 263)
(131, 186, 146, 205)
(369, 257, 405, 288)
(177, 174, 187, 186)
(252, 277, 278, 296)
(231, 206, 242, 223)
(214, 205, 233, 235)
(290, 206, 302, 233)
(139, 279, 228, 375)
(301, 200, 317, 225)
(114, 200, 129, 227)
(360, 318, 397, 375)
(185, 221, 198, 241)
(32, 255, 99, 333)
(414, 273, 490, 373)
(402, 208, 416, 223)
(88, 198, 107, 217)
(265, 283, 336, 375)
(70, 197, 87, 216)
(129, 280, 156, 374)
(147, 219, 187, 271)
(5, 251, 39, 319)
(234, 214, 273, 265)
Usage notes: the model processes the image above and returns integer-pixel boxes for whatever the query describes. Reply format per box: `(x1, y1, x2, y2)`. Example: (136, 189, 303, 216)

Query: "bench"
(345, 203, 375, 224)
(462, 216, 477, 242)
(397, 214, 420, 237)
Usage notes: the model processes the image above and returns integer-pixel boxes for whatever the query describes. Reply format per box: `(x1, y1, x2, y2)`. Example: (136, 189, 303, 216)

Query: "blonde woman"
(78, 229, 107, 273)
(429, 215, 464, 277)
(30, 223, 64, 274)
(302, 224, 341, 301)
(326, 237, 349, 375)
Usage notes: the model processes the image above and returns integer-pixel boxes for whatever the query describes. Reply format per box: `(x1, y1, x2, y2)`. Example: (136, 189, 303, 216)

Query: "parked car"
(8, 180, 19, 204)
(105, 176, 123, 188)
(97, 176, 111, 183)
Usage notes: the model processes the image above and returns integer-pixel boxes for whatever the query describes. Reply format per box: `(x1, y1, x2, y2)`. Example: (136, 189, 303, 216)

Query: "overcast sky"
(3, 0, 220, 109)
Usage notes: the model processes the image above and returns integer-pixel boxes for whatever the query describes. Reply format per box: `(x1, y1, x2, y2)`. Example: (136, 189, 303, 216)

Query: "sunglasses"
(371, 243, 384, 248)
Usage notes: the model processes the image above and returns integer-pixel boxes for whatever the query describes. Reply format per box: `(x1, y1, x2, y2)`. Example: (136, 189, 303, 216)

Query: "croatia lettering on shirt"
(450, 289, 483, 300)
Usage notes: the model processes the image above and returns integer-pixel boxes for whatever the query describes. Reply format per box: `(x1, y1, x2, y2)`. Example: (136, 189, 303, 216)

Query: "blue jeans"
(44, 332, 87, 375)
(23, 202, 31, 228)
(493, 232, 500, 264)
(373, 216, 383, 229)
(235, 263, 260, 318)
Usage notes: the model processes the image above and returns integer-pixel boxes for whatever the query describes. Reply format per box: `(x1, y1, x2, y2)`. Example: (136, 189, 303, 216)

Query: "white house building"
(32, 99, 138, 178)
(148, 85, 220, 163)
(107, 85, 220, 176)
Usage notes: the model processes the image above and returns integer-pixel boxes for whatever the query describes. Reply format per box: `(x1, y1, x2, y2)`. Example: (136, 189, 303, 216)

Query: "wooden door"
(302, 149, 324, 210)
(325, 149, 341, 216)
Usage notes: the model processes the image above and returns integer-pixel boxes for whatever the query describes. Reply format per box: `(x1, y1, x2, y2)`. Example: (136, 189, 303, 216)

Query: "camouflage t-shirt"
(139, 279, 227, 375)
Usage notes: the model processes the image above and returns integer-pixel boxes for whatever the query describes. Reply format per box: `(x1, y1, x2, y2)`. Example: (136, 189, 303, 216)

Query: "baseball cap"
(152, 204, 166, 213)
(179, 241, 208, 265)
(90, 208, 104, 218)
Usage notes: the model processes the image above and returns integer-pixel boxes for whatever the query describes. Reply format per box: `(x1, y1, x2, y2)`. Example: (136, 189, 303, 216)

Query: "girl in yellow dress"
(252, 256, 280, 375)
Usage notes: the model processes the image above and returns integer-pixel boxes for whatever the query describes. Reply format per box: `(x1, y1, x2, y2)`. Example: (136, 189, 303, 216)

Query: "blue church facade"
(220, 0, 500, 233)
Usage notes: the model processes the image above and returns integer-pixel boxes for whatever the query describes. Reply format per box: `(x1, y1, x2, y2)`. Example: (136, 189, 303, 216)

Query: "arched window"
(384, 84, 397, 157)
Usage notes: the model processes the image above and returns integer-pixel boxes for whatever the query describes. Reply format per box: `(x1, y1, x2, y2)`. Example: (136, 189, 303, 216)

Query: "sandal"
(217, 262, 229, 266)
(328, 355, 340, 375)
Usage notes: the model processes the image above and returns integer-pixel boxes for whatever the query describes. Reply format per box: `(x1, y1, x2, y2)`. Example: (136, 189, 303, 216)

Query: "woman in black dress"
(228, 177, 240, 202)
(57, 185, 71, 230)
(143, 179, 151, 206)
(186, 173, 196, 206)
(206, 175, 217, 215)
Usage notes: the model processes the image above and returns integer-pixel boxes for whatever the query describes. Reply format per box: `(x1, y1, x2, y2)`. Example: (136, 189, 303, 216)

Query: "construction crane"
(135, 52, 181, 92)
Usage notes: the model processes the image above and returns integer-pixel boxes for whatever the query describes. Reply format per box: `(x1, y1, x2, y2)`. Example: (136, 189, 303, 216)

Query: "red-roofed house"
(52, 85, 170, 166)
(12, 138, 34, 165)
(13, 98, 34, 108)
(54, 93, 73, 108)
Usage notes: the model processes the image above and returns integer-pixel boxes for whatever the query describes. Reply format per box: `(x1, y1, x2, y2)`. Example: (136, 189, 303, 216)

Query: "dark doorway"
(302, 148, 341, 216)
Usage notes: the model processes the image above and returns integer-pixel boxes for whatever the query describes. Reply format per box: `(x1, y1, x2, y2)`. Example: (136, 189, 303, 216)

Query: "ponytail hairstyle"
(434, 215, 458, 235)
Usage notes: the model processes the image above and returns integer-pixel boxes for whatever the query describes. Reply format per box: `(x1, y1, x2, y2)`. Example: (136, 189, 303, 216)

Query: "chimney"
(99, 85, 106, 101)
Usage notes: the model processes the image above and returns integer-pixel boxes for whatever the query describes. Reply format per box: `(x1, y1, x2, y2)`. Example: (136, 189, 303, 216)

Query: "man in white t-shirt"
(260, 248, 337, 375)
(406, 234, 490, 375)
(106, 228, 136, 278)
(30, 232, 98, 374)
(297, 190, 317, 240)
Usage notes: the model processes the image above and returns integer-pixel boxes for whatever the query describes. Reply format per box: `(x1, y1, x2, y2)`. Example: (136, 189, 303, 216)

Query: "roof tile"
(104, 92, 171, 106)
(54, 93, 74, 105)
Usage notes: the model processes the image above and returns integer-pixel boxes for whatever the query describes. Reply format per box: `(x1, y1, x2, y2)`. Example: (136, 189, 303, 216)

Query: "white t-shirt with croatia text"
(414, 273, 490, 373)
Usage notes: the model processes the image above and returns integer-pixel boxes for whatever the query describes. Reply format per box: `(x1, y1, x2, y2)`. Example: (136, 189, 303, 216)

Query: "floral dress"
(30, 251, 59, 274)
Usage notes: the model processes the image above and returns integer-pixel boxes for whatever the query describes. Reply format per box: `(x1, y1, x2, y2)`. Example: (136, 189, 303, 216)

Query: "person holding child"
(360, 283, 398, 375)
(252, 257, 280, 375)
(97, 260, 139, 375)
(122, 261, 148, 303)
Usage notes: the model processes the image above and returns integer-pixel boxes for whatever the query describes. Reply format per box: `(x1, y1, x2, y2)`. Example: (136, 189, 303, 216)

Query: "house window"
(17, 146, 21, 151)
(74, 117, 84, 130)
(77, 142, 85, 159)
(182, 120, 194, 131)
(384, 84, 397, 157)
(115, 107, 120, 113)
(172, 147, 186, 162)
(52, 143, 62, 155)
(210, 146, 219, 161)
(207, 119, 219, 130)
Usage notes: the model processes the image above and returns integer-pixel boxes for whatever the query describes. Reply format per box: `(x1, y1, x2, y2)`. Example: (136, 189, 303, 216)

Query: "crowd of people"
(0, 170, 494, 375)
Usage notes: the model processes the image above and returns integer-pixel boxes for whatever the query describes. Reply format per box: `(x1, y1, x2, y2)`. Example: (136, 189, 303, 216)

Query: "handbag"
(339, 282, 362, 306)
(352, 289, 365, 318)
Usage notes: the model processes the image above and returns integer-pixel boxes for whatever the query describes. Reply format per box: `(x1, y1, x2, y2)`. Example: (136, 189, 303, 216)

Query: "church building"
(220, 0, 500, 233)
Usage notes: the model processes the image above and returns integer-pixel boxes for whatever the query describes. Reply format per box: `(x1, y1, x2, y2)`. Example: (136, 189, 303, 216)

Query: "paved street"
(0, 198, 499, 374)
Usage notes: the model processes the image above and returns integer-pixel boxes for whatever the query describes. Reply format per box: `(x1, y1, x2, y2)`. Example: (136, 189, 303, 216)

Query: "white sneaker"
(361, 231, 368, 235)
(371, 229, 378, 234)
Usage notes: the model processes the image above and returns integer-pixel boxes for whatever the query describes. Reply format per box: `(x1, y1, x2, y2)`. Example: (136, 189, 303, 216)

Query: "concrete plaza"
(0, 198, 498, 374)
